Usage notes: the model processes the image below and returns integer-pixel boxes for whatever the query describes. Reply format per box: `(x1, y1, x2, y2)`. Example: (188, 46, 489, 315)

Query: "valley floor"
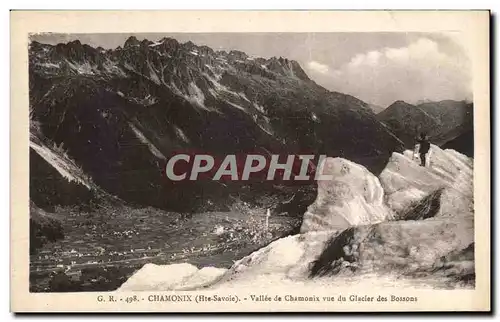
(29, 204, 300, 292)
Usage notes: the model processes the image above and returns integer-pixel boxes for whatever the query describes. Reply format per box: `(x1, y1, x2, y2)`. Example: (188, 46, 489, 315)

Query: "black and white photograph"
(10, 10, 490, 312)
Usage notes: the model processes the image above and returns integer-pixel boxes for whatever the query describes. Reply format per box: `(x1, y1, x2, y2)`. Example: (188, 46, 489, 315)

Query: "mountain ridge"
(29, 36, 405, 213)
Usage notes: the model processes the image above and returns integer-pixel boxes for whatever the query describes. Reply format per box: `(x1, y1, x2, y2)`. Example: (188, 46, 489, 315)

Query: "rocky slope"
(442, 130, 474, 157)
(118, 145, 474, 291)
(29, 37, 404, 213)
(377, 100, 473, 153)
(377, 100, 440, 147)
(379, 144, 473, 214)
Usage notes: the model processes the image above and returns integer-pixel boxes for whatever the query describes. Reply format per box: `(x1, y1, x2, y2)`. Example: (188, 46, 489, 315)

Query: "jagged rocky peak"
(124, 35, 141, 48)
(261, 56, 310, 81)
(157, 37, 180, 48)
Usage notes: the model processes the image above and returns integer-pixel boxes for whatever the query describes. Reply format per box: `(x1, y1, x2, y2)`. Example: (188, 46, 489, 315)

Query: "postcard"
(10, 10, 490, 312)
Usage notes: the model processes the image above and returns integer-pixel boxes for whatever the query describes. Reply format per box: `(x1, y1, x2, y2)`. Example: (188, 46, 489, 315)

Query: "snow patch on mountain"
(167, 81, 210, 111)
(254, 115, 274, 136)
(119, 263, 226, 291)
(227, 101, 247, 112)
(128, 123, 166, 159)
(103, 60, 128, 77)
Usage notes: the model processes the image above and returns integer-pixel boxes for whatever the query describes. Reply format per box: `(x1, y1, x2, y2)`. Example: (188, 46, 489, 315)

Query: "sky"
(32, 32, 472, 107)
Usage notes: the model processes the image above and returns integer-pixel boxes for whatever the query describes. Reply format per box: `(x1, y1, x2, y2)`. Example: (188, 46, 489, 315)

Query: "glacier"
(118, 144, 474, 291)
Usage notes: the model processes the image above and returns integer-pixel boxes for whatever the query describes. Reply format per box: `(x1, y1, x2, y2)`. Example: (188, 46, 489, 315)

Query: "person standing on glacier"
(415, 132, 431, 167)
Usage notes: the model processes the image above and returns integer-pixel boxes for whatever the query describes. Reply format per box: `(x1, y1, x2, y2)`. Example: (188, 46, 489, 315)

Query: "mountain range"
(29, 36, 408, 213)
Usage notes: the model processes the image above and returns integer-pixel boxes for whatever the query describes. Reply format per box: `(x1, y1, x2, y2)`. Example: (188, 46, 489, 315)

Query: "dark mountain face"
(442, 130, 474, 157)
(367, 103, 385, 114)
(377, 99, 473, 150)
(29, 36, 404, 212)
